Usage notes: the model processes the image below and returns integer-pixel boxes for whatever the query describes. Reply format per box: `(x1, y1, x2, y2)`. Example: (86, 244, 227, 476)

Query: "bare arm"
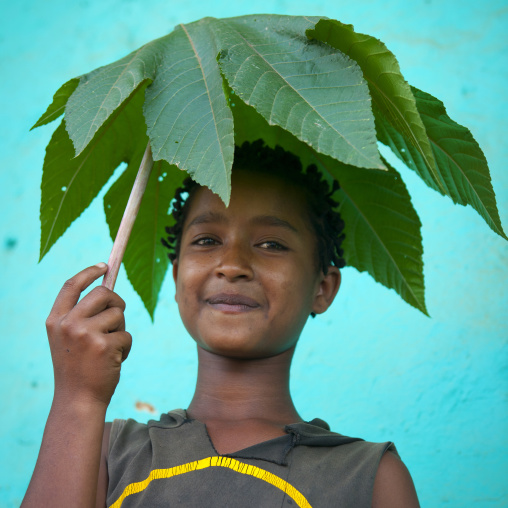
(21, 264, 131, 508)
(372, 451, 420, 508)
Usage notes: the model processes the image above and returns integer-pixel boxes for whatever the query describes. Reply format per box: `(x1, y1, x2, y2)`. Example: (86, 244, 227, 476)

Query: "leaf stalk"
(102, 143, 154, 290)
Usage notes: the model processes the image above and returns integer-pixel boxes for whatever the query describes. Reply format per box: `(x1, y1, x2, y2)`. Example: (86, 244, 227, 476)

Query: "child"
(22, 142, 419, 507)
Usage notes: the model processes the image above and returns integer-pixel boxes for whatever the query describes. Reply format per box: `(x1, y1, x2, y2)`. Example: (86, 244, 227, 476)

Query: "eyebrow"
(186, 212, 227, 229)
(186, 212, 299, 233)
(251, 215, 299, 233)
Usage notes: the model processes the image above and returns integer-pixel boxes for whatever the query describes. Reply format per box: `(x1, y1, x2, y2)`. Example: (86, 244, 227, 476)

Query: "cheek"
(175, 268, 200, 314)
(267, 264, 316, 316)
(177, 258, 207, 289)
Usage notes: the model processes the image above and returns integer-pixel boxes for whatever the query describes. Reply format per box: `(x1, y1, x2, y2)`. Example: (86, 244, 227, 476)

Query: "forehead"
(184, 170, 311, 228)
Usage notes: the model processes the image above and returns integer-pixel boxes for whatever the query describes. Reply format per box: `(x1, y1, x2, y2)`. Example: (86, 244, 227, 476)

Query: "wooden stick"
(102, 143, 154, 290)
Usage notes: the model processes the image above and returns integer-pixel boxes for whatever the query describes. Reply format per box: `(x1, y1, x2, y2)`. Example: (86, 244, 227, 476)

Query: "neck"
(187, 346, 302, 426)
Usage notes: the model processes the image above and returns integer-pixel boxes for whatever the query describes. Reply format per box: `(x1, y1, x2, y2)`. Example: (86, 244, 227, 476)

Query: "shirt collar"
(149, 409, 362, 466)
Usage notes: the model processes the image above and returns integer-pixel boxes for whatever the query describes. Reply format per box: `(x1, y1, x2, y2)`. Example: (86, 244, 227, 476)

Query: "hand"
(45, 263, 132, 408)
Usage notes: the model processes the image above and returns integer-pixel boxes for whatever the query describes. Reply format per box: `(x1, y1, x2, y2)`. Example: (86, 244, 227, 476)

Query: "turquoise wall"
(1, 0, 507, 506)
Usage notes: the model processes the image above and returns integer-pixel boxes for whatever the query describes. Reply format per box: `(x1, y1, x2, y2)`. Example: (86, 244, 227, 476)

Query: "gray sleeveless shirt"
(107, 409, 396, 507)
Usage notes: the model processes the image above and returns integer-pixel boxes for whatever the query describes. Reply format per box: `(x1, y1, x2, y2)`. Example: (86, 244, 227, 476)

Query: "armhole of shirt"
(108, 419, 127, 456)
(384, 442, 399, 458)
(366, 441, 399, 506)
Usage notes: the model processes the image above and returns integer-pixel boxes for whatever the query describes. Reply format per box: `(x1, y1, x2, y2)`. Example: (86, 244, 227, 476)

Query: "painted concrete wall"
(1, 0, 506, 506)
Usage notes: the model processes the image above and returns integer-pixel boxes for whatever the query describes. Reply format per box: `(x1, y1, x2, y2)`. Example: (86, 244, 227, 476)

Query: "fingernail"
(95, 262, 107, 269)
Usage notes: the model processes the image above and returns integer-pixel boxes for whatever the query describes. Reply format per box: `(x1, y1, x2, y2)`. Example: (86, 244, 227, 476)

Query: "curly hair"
(161, 140, 346, 275)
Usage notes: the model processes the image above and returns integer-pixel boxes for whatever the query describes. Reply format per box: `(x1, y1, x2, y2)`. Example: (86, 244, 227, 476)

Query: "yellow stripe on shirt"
(109, 455, 312, 508)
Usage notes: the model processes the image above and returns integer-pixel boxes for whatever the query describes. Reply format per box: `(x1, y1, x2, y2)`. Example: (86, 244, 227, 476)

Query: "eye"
(258, 240, 288, 251)
(193, 237, 219, 246)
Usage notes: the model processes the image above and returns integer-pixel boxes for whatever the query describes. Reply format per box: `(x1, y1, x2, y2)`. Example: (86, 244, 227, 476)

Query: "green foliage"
(64, 47, 161, 157)
(39, 87, 147, 260)
(31, 78, 79, 130)
(33, 14, 505, 318)
(215, 16, 383, 170)
(143, 20, 234, 204)
(307, 20, 438, 190)
(376, 87, 506, 239)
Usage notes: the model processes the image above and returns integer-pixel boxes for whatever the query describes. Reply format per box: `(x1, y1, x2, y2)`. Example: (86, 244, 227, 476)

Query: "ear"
(311, 266, 341, 315)
(172, 260, 179, 303)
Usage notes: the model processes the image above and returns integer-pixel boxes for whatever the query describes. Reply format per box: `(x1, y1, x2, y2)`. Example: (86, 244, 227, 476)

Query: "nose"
(215, 240, 254, 282)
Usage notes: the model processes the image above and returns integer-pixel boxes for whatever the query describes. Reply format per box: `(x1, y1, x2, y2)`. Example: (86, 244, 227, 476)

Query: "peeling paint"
(135, 401, 157, 414)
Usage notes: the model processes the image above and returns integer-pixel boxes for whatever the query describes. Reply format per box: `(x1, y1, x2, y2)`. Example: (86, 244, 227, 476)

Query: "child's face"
(172, 169, 341, 359)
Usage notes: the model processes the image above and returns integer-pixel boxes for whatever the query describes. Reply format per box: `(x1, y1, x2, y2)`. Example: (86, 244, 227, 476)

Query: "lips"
(206, 293, 260, 312)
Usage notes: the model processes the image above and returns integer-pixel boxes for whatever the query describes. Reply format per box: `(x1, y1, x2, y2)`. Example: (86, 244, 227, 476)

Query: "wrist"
(51, 390, 109, 418)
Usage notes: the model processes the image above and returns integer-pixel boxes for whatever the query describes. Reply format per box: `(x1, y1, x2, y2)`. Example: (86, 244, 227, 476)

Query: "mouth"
(206, 293, 260, 313)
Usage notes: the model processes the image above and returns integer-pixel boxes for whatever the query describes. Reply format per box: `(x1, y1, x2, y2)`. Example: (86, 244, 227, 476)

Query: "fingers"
(74, 286, 126, 319)
(112, 331, 132, 362)
(98, 330, 132, 363)
(47, 265, 133, 409)
(88, 306, 126, 333)
(51, 263, 108, 317)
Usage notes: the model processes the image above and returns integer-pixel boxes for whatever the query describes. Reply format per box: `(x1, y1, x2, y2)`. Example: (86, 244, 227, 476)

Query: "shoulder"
(290, 421, 416, 506)
(298, 420, 420, 506)
(372, 451, 420, 508)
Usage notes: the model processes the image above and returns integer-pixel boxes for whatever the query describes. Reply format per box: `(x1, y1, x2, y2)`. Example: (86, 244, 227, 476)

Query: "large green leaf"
(233, 97, 426, 314)
(376, 87, 506, 239)
(307, 19, 440, 191)
(104, 157, 185, 319)
(143, 19, 234, 204)
(328, 157, 426, 314)
(215, 15, 384, 170)
(39, 88, 147, 260)
(65, 44, 163, 156)
(64, 20, 234, 204)
(31, 78, 80, 130)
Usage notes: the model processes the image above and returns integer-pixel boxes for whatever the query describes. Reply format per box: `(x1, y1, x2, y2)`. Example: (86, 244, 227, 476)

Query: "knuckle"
(59, 316, 73, 333)
(62, 279, 77, 292)
(91, 285, 110, 298)
(75, 326, 90, 341)
(117, 297, 127, 311)
(111, 306, 124, 321)
(124, 331, 132, 345)
(59, 317, 72, 334)
(91, 338, 109, 356)
(60, 318, 87, 341)
(121, 333, 132, 361)
(109, 291, 126, 310)
(45, 315, 57, 331)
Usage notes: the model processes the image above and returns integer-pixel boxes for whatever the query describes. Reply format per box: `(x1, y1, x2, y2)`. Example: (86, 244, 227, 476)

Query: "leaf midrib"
(426, 126, 505, 237)
(37, 104, 66, 127)
(179, 23, 229, 194)
(366, 74, 446, 193)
